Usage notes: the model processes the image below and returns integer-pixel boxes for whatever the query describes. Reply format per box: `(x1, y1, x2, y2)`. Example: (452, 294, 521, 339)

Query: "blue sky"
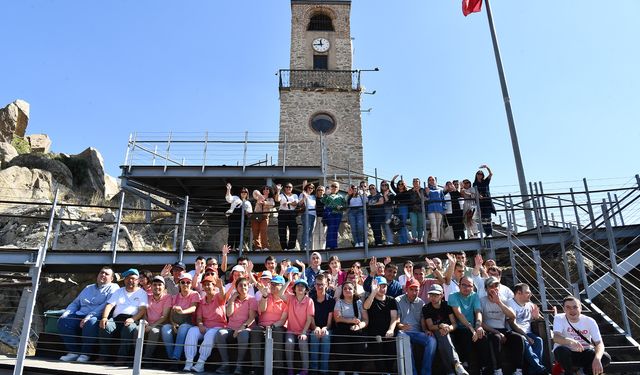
(2, 1, 638, 195)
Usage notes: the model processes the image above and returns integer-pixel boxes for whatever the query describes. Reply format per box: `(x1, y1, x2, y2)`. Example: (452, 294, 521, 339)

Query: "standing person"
(448, 181, 465, 240)
(363, 276, 398, 374)
(274, 182, 300, 251)
(422, 284, 468, 375)
(57, 266, 119, 363)
(396, 279, 436, 375)
(312, 185, 327, 250)
(252, 185, 275, 251)
(97, 269, 148, 365)
(299, 182, 317, 251)
(143, 276, 172, 364)
(280, 279, 315, 375)
(215, 277, 258, 375)
(507, 283, 548, 375)
(473, 165, 495, 237)
(426, 176, 446, 242)
(367, 183, 386, 246)
(390, 175, 411, 244)
(309, 274, 334, 374)
(225, 184, 253, 250)
(162, 273, 199, 362)
(409, 178, 427, 243)
(460, 179, 479, 238)
(347, 184, 366, 247)
(183, 274, 226, 373)
(552, 296, 610, 375)
(321, 182, 346, 250)
(379, 180, 396, 244)
(332, 280, 368, 375)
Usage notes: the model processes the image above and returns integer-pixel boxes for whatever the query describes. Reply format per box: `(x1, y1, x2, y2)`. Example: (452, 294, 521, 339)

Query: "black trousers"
(447, 211, 465, 240)
(277, 210, 298, 250)
(554, 346, 611, 374)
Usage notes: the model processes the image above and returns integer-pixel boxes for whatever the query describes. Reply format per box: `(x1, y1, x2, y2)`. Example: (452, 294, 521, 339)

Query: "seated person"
(507, 283, 547, 374)
(57, 266, 119, 362)
(143, 276, 172, 362)
(162, 273, 199, 361)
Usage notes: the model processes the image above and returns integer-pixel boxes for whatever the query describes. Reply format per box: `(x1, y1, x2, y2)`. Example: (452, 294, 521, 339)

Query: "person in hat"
(58, 266, 119, 363)
(364, 258, 403, 298)
(224, 264, 256, 299)
(215, 277, 258, 375)
(143, 275, 172, 363)
(193, 265, 218, 296)
(162, 273, 199, 362)
(332, 280, 368, 375)
(308, 273, 334, 374)
(183, 274, 226, 373)
(161, 261, 187, 296)
(279, 278, 314, 375)
(396, 278, 436, 375)
(363, 276, 398, 374)
(422, 284, 468, 375)
(253, 274, 287, 375)
(97, 268, 148, 365)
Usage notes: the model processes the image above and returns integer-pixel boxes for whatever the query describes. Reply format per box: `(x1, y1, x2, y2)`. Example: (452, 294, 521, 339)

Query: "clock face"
(312, 38, 330, 53)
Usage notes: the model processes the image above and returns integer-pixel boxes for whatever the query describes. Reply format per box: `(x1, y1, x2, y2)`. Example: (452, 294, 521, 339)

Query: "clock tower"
(278, 0, 363, 180)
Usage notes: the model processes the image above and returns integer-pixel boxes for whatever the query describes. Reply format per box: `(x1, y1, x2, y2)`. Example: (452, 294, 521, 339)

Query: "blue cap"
(121, 268, 139, 277)
(293, 279, 309, 289)
(374, 276, 387, 285)
(172, 261, 186, 270)
(286, 266, 300, 274)
(271, 275, 285, 285)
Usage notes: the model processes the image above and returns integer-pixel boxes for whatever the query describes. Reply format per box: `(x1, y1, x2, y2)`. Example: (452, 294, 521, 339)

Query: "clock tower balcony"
(278, 69, 361, 91)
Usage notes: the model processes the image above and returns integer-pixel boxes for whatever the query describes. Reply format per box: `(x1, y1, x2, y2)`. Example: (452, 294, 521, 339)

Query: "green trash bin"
(43, 309, 66, 334)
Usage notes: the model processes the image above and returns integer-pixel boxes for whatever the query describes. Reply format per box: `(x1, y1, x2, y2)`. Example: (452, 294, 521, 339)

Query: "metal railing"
(278, 69, 361, 91)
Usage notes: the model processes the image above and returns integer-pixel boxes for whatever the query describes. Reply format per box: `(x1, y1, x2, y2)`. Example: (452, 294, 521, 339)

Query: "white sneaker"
(493, 370, 503, 375)
(513, 369, 523, 375)
(183, 360, 193, 371)
(60, 353, 79, 362)
(455, 362, 469, 375)
(76, 354, 90, 363)
(192, 360, 206, 373)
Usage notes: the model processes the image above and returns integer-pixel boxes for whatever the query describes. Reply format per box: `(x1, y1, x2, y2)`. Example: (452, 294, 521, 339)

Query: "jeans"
(409, 211, 425, 241)
(98, 317, 139, 359)
(383, 206, 395, 244)
(348, 207, 365, 245)
(57, 314, 100, 355)
(434, 332, 461, 372)
(397, 205, 409, 244)
(400, 331, 437, 375)
(524, 332, 546, 373)
(215, 328, 250, 369)
(301, 214, 316, 250)
(324, 211, 343, 249)
(161, 323, 193, 360)
(309, 331, 331, 372)
(285, 332, 309, 371)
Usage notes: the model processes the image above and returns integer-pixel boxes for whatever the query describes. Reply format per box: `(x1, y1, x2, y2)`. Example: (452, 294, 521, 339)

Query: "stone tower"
(278, 0, 363, 180)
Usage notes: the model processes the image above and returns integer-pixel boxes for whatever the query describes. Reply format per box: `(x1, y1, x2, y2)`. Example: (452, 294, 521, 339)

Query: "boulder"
(7, 154, 73, 187)
(69, 147, 117, 200)
(104, 174, 120, 201)
(0, 100, 29, 143)
(0, 166, 54, 202)
(26, 134, 51, 153)
(0, 142, 18, 168)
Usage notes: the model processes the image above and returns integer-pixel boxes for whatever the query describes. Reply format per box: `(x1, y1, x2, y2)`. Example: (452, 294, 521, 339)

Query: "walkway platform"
(0, 355, 189, 374)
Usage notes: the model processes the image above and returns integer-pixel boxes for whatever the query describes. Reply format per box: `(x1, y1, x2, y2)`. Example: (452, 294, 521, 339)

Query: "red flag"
(462, 0, 483, 16)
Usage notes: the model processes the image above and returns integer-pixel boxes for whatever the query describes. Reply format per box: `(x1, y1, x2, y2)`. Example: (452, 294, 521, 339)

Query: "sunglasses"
(179, 281, 191, 285)
(460, 283, 474, 288)
(205, 272, 216, 276)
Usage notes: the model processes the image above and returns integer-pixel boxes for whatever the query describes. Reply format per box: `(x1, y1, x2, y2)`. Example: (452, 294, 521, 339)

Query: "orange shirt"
(227, 296, 258, 330)
(197, 294, 226, 328)
(147, 293, 172, 324)
(286, 295, 314, 335)
(258, 295, 287, 327)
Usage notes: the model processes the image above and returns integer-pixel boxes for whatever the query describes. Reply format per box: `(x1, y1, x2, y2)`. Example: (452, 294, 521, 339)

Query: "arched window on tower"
(308, 14, 334, 31)
(310, 113, 336, 134)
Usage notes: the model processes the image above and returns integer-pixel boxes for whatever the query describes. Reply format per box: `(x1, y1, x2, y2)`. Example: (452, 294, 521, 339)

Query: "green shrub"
(11, 136, 31, 154)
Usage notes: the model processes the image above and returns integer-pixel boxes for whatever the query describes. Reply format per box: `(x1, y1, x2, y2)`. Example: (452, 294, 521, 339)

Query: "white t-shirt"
(552, 313, 601, 350)
(473, 275, 514, 300)
(278, 193, 299, 211)
(507, 299, 534, 334)
(444, 193, 452, 214)
(480, 296, 509, 330)
(443, 279, 460, 301)
(108, 287, 148, 317)
(299, 194, 317, 216)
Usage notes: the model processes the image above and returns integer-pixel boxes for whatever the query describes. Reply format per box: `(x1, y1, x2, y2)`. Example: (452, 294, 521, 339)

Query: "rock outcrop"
(0, 100, 30, 143)
(26, 134, 51, 154)
(69, 147, 116, 200)
(0, 166, 55, 202)
(7, 154, 73, 187)
(0, 142, 18, 168)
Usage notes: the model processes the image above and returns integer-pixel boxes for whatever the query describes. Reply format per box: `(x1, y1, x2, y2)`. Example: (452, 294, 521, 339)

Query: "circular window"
(310, 113, 336, 134)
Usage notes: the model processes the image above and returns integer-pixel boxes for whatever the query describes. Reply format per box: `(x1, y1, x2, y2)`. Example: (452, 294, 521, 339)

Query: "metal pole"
(420, 184, 428, 254)
(506, 209, 518, 285)
(172, 212, 180, 252)
(347, 160, 352, 185)
(264, 326, 274, 375)
(374, 168, 379, 188)
(13, 189, 59, 375)
(303, 194, 310, 259)
(571, 226, 590, 298)
(242, 131, 248, 172)
(132, 319, 146, 375)
(484, 0, 533, 230)
(532, 248, 548, 311)
(127, 132, 137, 173)
(570, 188, 581, 229)
(239, 197, 246, 256)
(614, 194, 625, 226)
(111, 191, 126, 263)
(202, 131, 208, 173)
(583, 178, 596, 228)
(395, 335, 406, 375)
(557, 196, 566, 228)
(51, 206, 65, 250)
(152, 145, 157, 166)
(601, 202, 632, 334)
(529, 182, 543, 242)
(508, 194, 517, 234)
(538, 181, 549, 226)
(402, 333, 413, 374)
(164, 131, 172, 173)
(607, 192, 617, 227)
(179, 196, 189, 262)
(533, 183, 543, 227)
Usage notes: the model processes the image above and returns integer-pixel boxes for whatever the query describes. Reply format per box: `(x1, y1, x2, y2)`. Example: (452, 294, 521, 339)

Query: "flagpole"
(484, 0, 534, 230)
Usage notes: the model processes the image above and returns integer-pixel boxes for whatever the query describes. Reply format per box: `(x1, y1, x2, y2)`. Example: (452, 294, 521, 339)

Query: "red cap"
(204, 266, 216, 273)
(405, 279, 420, 289)
(202, 275, 216, 284)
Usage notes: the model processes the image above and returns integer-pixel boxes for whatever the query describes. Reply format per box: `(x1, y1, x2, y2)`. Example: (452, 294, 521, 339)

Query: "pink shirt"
(259, 295, 287, 327)
(172, 290, 200, 310)
(227, 296, 258, 330)
(197, 294, 226, 328)
(146, 293, 172, 324)
(286, 295, 314, 335)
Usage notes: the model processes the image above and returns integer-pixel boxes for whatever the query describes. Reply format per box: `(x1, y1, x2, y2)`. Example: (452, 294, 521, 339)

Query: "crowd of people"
(225, 165, 498, 252)
(56, 249, 610, 375)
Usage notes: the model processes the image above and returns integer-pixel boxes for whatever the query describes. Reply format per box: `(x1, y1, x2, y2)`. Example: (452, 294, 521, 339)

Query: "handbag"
(441, 216, 454, 241)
